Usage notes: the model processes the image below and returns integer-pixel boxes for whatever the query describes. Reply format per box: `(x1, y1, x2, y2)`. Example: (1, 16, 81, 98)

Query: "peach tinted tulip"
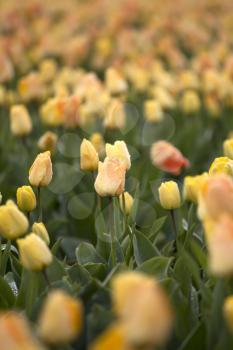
(150, 141, 189, 175)
(94, 158, 126, 197)
(198, 174, 233, 220)
(0, 311, 45, 350)
(29, 151, 53, 187)
(105, 141, 131, 170)
(208, 215, 233, 276)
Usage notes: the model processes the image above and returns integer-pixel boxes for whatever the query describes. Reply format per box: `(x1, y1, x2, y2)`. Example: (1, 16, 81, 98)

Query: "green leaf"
(137, 256, 173, 279)
(84, 263, 107, 280)
(0, 275, 15, 308)
(46, 257, 67, 282)
(68, 263, 92, 285)
(76, 242, 105, 265)
(179, 322, 206, 350)
(149, 216, 167, 240)
(133, 230, 159, 266)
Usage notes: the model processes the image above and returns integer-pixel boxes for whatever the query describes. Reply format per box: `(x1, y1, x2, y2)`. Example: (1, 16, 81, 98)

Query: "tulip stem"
(122, 192, 127, 233)
(37, 187, 43, 221)
(170, 209, 177, 254)
(109, 197, 116, 267)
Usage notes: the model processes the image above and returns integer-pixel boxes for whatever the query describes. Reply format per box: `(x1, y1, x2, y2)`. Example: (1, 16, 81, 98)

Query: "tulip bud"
(89, 324, 128, 350)
(90, 132, 105, 156)
(16, 185, 36, 212)
(183, 173, 208, 204)
(104, 99, 125, 130)
(105, 141, 131, 170)
(151, 141, 189, 175)
(0, 200, 29, 240)
(180, 90, 200, 114)
(94, 158, 126, 197)
(10, 104, 32, 136)
(105, 68, 128, 95)
(32, 222, 50, 245)
(224, 296, 233, 332)
(159, 181, 181, 210)
(29, 151, 53, 187)
(119, 192, 134, 215)
(39, 59, 57, 82)
(111, 272, 173, 346)
(209, 157, 233, 177)
(38, 131, 58, 154)
(17, 233, 52, 271)
(80, 139, 99, 171)
(38, 289, 83, 344)
(144, 99, 163, 123)
(223, 139, 233, 160)
(0, 311, 45, 350)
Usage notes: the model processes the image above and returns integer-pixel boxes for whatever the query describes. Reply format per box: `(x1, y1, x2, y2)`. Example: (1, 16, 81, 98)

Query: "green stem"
(37, 187, 43, 221)
(109, 197, 116, 267)
(42, 269, 51, 288)
(122, 192, 127, 234)
(170, 209, 177, 254)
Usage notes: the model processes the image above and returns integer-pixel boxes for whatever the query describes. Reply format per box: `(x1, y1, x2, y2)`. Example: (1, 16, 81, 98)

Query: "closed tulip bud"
(40, 98, 64, 127)
(38, 289, 83, 344)
(90, 133, 105, 156)
(180, 90, 200, 114)
(0, 200, 29, 239)
(183, 173, 208, 204)
(111, 272, 173, 346)
(94, 158, 126, 197)
(224, 296, 233, 332)
(10, 104, 32, 136)
(29, 151, 53, 187)
(89, 324, 129, 350)
(119, 192, 134, 215)
(80, 139, 99, 172)
(209, 157, 233, 177)
(159, 181, 181, 210)
(0, 312, 45, 350)
(17, 186, 36, 212)
(144, 99, 164, 123)
(151, 141, 189, 175)
(38, 131, 58, 154)
(17, 233, 52, 271)
(104, 99, 125, 130)
(208, 215, 233, 276)
(32, 222, 50, 245)
(105, 141, 131, 170)
(223, 139, 233, 160)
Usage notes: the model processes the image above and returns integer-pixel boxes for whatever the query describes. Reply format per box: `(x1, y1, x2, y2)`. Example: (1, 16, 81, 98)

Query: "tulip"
(39, 59, 57, 82)
(17, 186, 36, 212)
(0, 200, 29, 240)
(90, 132, 105, 156)
(111, 272, 173, 346)
(38, 289, 83, 344)
(224, 296, 233, 332)
(197, 174, 233, 220)
(10, 104, 32, 136)
(105, 141, 131, 170)
(144, 99, 163, 123)
(180, 90, 200, 114)
(94, 158, 126, 197)
(208, 215, 233, 276)
(29, 151, 53, 187)
(159, 181, 181, 210)
(37, 131, 58, 154)
(209, 157, 233, 177)
(17, 233, 52, 271)
(183, 173, 209, 204)
(119, 192, 133, 215)
(105, 68, 128, 95)
(151, 140, 189, 175)
(223, 139, 233, 160)
(32, 222, 50, 245)
(80, 139, 99, 172)
(89, 323, 130, 350)
(104, 99, 125, 130)
(0, 311, 45, 350)
(40, 98, 64, 127)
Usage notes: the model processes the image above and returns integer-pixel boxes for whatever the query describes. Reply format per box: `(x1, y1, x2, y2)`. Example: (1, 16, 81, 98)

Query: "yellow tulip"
(17, 186, 36, 212)
(32, 222, 50, 245)
(80, 139, 99, 172)
(209, 157, 233, 177)
(183, 173, 208, 204)
(38, 289, 83, 344)
(223, 139, 233, 160)
(10, 104, 32, 136)
(119, 192, 134, 215)
(29, 151, 53, 187)
(105, 141, 131, 170)
(158, 181, 181, 210)
(0, 200, 29, 240)
(224, 296, 233, 333)
(17, 233, 52, 271)
(37, 131, 58, 154)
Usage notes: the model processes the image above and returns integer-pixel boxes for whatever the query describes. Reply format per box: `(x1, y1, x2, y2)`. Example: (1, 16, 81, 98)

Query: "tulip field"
(1, 0, 233, 349)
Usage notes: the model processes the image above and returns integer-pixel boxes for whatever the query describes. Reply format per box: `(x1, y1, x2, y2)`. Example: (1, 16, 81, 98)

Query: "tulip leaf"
(137, 256, 173, 279)
(133, 230, 160, 266)
(76, 242, 105, 265)
(0, 275, 15, 308)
